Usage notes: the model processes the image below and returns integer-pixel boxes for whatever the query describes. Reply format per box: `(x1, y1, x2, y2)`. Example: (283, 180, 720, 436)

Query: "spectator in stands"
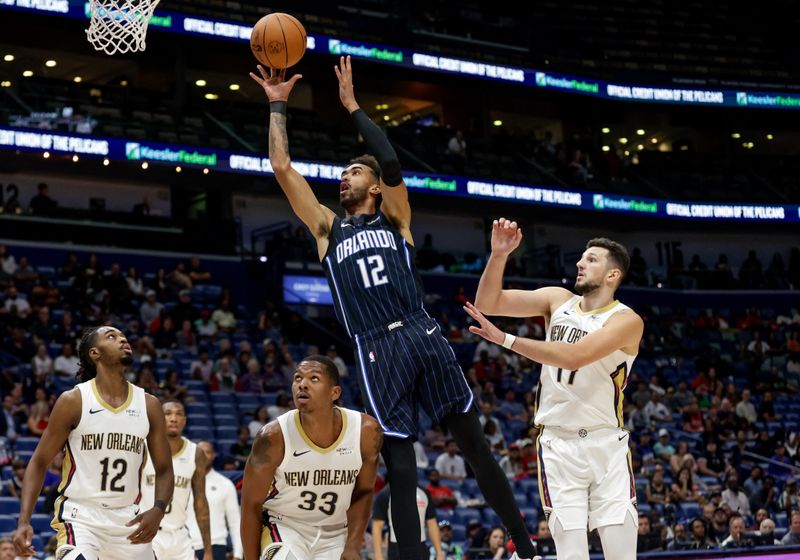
(30, 342, 54, 377)
(697, 440, 726, 479)
(471, 526, 507, 560)
(631, 380, 651, 409)
(645, 464, 668, 508)
(682, 400, 704, 432)
(416, 234, 442, 272)
(643, 392, 671, 426)
(4, 285, 31, 320)
(769, 442, 793, 477)
(159, 370, 189, 403)
(213, 356, 237, 392)
(132, 195, 151, 217)
(477, 400, 500, 429)
(168, 260, 193, 293)
(54, 309, 79, 344)
(125, 266, 144, 298)
(436, 520, 464, 560)
(176, 319, 197, 352)
(267, 391, 291, 419)
(637, 516, 661, 552)
(229, 426, 252, 469)
(26, 388, 50, 436)
(669, 441, 696, 475)
(0, 244, 17, 278)
(236, 359, 265, 394)
(735, 389, 757, 425)
(326, 345, 348, 379)
(153, 316, 178, 349)
(0, 395, 20, 441)
(765, 252, 789, 289)
(519, 439, 537, 478)
(248, 406, 269, 438)
(721, 473, 751, 516)
(750, 476, 779, 513)
(28, 182, 57, 216)
(497, 389, 526, 423)
(742, 466, 764, 498)
(781, 511, 800, 545)
(758, 390, 779, 422)
(446, 130, 467, 172)
(190, 347, 214, 384)
(627, 248, 648, 286)
(758, 517, 781, 545)
(188, 256, 212, 285)
(211, 299, 237, 333)
(139, 289, 164, 328)
(4, 327, 35, 362)
(671, 466, 701, 502)
(498, 442, 523, 479)
(666, 523, 688, 551)
(134, 363, 159, 395)
(720, 515, 747, 548)
(28, 307, 53, 343)
(195, 308, 218, 338)
(483, 420, 505, 452)
(435, 439, 467, 481)
(780, 479, 800, 514)
(105, 263, 130, 311)
(424, 468, 457, 509)
(739, 250, 764, 289)
(54, 341, 80, 377)
(709, 507, 729, 544)
(6, 458, 26, 497)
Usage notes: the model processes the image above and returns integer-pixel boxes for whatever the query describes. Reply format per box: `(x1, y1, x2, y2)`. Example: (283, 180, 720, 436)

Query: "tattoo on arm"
(371, 423, 383, 455)
(249, 431, 273, 468)
(269, 114, 289, 158)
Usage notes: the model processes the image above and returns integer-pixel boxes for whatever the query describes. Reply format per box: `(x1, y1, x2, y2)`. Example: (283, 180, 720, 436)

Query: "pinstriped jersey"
(56, 379, 149, 509)
(535, 295, 637, 431)
(322, 211, 424, 336)
(265, 408, 362, 526)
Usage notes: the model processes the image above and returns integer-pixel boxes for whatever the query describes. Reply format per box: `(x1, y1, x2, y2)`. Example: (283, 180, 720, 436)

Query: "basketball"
(250, 13, 307, 69)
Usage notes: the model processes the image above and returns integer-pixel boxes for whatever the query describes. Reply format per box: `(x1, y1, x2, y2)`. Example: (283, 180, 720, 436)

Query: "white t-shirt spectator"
(211, 308, 236, 331)
(140, 300, 164, 326)
(127, 276, 145, 297)
(747, 340, 770, 353)
(447, 135, 466, 156)
(1, 254, 17, 275)
(721, 488, 751, 516)
(434, 452, 467, 481)
(32, 354, 54, 376)
(643, 400, 671, 423)
(473, 339, 501, 361)
(736, 401, 757, 424)
(54, 353, 80, 376)
(4, 294, 30, 317)
(190, 358, 214, 383)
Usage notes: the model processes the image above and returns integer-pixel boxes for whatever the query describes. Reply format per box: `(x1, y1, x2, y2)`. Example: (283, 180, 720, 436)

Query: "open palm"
(249, 65, 302, 102)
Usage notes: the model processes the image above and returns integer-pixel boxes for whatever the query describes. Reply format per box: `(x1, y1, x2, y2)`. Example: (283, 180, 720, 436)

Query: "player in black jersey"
(249, 58, 538, 560)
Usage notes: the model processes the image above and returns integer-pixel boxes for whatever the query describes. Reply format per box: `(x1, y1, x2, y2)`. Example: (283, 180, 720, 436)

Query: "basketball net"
(86, 0, 160, 55)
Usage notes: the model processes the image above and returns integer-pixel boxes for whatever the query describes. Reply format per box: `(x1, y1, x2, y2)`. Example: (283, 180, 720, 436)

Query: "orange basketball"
(250, 13, 307, 69)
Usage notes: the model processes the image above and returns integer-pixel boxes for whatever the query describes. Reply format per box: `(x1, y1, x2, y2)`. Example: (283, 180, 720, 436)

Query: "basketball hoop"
(86, 0, 160, 55)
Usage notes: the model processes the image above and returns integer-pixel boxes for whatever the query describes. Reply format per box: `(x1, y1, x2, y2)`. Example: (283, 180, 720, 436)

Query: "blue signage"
(2, 0, 800, 110)
(1, 126, 797, 223)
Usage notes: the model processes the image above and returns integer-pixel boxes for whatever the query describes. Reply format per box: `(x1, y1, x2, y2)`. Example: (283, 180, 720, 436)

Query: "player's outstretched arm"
(192, 447, 213, 560)
(250, 66, 336, 253)
(241, 420, 284, 560)
(342, 414, 382, 560)
(128, 394, 174, 543)
(335, 56, 412, 243)
(475, 218, 572, 318)
(464, 302, 643, 370)
(14, 389, 81, 557)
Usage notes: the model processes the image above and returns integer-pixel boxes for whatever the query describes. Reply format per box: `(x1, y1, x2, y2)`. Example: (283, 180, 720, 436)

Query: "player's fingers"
(492, 219, 498, 228)
(125, 514, 142, 527)
(257, 65, 269, 80)
(248, 72, 264, 86)
(468, 326, 482, 336)
(510, 221, 517, 229)
(334, 65, 341, 79)
(287, 74, 303, 86)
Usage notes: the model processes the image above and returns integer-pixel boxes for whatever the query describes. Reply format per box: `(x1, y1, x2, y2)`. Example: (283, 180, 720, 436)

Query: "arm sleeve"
(423, 488, 436, 520)
(224, 477, 244, 558)
(350, 109, 403, 187)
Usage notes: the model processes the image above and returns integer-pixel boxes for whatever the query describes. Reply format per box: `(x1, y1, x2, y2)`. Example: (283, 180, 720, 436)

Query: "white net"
(86, 0, 160, 55)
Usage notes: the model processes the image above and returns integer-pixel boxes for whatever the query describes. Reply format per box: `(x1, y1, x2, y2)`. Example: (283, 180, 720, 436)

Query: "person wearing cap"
(468, 226, 643, 560)
(653, 429, 676, 461)
(140, 289, 164, 327)
(432, 520, 463, 560)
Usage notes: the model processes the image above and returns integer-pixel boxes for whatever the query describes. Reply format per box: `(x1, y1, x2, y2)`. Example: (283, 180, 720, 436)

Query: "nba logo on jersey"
(369, 351, 376, 363)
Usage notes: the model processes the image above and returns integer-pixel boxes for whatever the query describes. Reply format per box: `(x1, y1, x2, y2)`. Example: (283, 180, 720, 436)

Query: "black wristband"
(270, 101, 287, 115)
(154, 499, 168, 512)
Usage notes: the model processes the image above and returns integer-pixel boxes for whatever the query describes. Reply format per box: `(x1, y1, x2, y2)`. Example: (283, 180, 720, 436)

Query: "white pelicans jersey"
(534, 295, 637, 431)
(141, 437, 197, 530)
(265, 407, 363, 527)
(55, 379, 149, 510)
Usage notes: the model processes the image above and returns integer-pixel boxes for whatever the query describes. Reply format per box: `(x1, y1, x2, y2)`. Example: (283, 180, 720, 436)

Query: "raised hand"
(463, 302, 505, 346)
(491, 217, 523, 257)
(334, 55, 360, 113)
(249, 65, 303, 103)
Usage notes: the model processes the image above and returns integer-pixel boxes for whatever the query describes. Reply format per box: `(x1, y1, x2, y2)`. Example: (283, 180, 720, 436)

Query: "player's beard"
(574, 277, 601, 295)
(120, 353, 134, 367)
(340, 186, 367, 213)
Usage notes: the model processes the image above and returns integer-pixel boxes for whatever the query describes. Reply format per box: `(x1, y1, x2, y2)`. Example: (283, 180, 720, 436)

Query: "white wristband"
(502, 333, 516, 349)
